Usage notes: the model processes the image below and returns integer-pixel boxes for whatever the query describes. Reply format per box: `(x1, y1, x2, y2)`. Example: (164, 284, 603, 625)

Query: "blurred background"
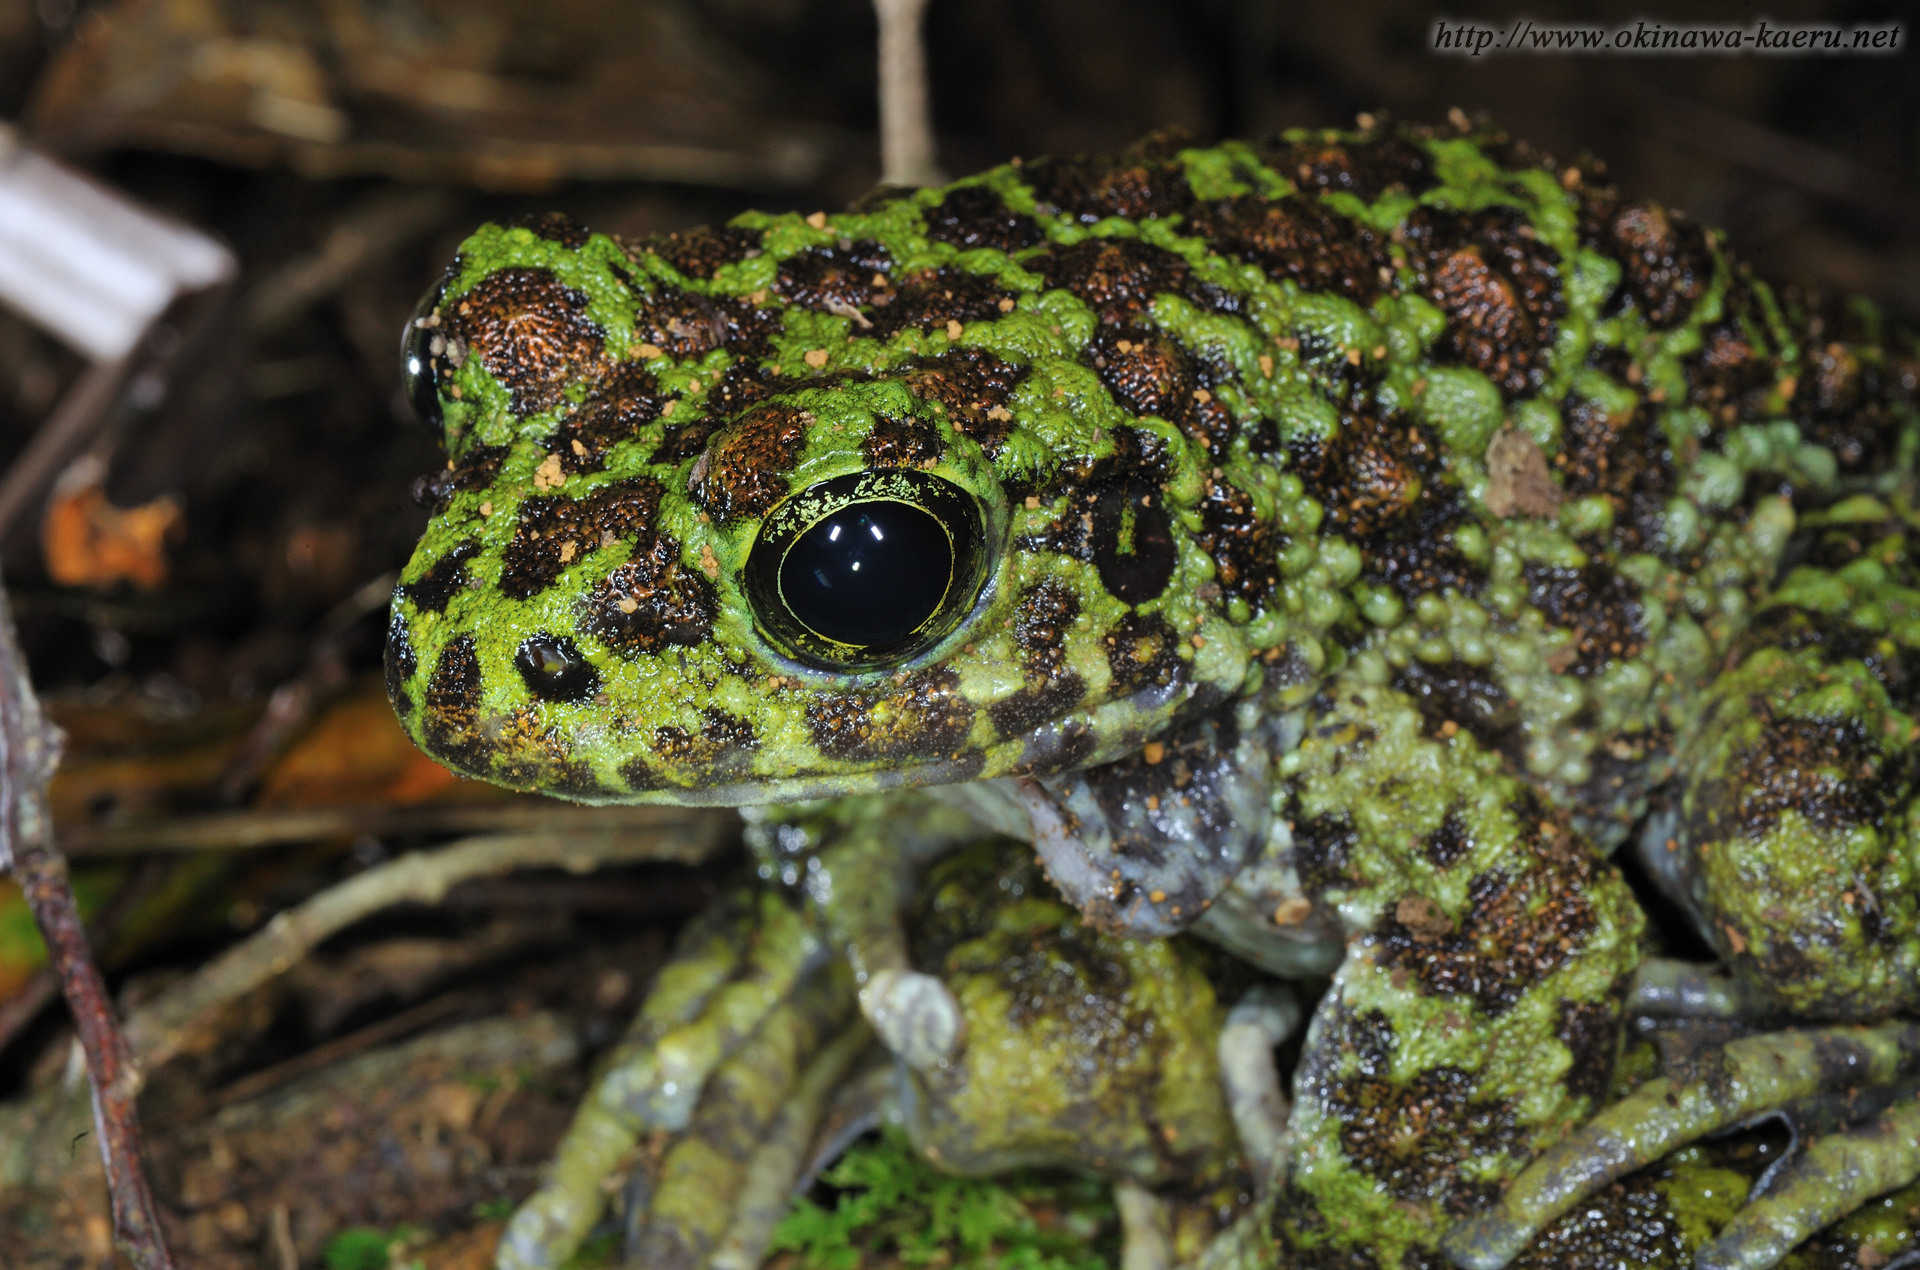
(0, 1, 1911, 1265)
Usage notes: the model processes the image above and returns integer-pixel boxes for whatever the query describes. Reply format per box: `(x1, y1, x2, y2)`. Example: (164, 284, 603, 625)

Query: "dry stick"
(0, 586, 176, 1270)
(873, 0, 942, 187)
(123, 818, 731, 1072)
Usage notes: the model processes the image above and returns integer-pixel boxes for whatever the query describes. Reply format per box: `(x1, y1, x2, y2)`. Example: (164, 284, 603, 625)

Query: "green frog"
(385, 121, 1920, 1269)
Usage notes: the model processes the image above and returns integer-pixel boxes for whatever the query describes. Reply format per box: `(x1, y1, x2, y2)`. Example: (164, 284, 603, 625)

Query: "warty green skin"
(385, 124, 1920, 1268)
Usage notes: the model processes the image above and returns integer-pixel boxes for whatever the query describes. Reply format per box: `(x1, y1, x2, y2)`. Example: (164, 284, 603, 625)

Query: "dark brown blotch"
(399, 541, 481, 615)
(925, 185, 1045, 253)
(641, 225, 763, 280)
(865, 267, 1017, 340)
(508, 211, 592, 248)
(862, 413, 944, 468)
(412, 444, 511, 514)
(1555, 995, 1624, 1106)
(1394, 659, 1521, 753)
(1404, 206, 1564, 398)
(1087, 325, 1234, 452)
(690, 403, 812, 522)
(1524, 562, 1646, 676)
(989, 581, 1088, 738)
(774, 241, 893, 314)
(449, 267, 606, 416)
(651, 708, 759, 779)
(1189, 195, 1390, 304)
(1102, 612, 1186, 696)
(806, 667, 974, 763)
(1195, 475, 1280, 606)
(1557, 394, 1672, 555)
(425, 634, 483, 724)
(1597, 201, 1710, 329)
(499, 478, 664, 601)
(1023, 131, 1196, 225)
(1260, 135, 1438, 202)
(901, 348, 1029, 458)
(578, 534, 717, 657)
(637, 286, 778, 362)
(550, 362, 667, 476)
(1031, 237, 1199, 323)
(385, 609, 417, 715)
(1375, 823, 1601, 1015)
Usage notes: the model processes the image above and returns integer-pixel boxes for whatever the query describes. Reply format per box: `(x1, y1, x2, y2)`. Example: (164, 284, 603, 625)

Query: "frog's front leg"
(1252, 678, 1644, 1266)
(1448, 610, 1920, 1270)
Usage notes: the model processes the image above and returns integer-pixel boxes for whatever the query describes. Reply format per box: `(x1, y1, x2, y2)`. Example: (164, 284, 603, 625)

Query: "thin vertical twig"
(873, 0, 943, 187)
(0, 583, 175, 1270)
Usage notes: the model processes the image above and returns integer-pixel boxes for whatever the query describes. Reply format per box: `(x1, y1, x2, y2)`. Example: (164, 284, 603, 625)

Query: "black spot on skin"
(861, 413, 943, 468)
(542, 763, 617, 798)
(1684, 278, 1779, 429)
(384, 608, 416, 716)
(579, 534, 717, 657)
(1090, 483, 1175, 605)
(1023, 130, 1196, 224)
(774, 241, 893, 314)
(1523, 562, 1646, 676)
(1196, 476, 1280, 605)
(618, 755, 669, 792)
(1102, 612, 1186, 696)
(1503, 1174, 1689, 1270)
(499, 478, 664, 601)
(1556, 995, 1624, 1106)
(642, 225, 763, 280)
(989, 582, 1086, 738)
(1376, 825, 1601, 1015)
(690, 403, 811, 522)
(1403, 206, 1564, 398)
(704, 360, 780, 420)
(550, 362, 666, 476)
(447, 267, 606, 416)
(806, 668, 974, 763)
(1189, 194, 1391, 304)
(901, 349, 1029, 457)
(399, 541, 481, 615)
(865, 267, 1017, 340)
(1259, 134, 1438, 202)
(514, 633, 600, 703)
(507, 211, 592, 248)
(1021, 425, 1172, 578)
(924, 185, 1045, 253)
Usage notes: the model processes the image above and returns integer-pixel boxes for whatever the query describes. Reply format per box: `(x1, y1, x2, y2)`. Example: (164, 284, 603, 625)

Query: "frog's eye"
(399, 281, 447, 436)
(745, 470, 988, 671)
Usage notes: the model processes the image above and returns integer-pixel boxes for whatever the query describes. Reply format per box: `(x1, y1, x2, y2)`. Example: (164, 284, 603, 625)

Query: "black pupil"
(781, 500, 952, 649)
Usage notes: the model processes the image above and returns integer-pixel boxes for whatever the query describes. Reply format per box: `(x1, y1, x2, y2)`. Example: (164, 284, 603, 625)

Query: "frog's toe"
(633, 969, 864, 1269)
(495, 888, 831, 1270)
(1694, 1093, 1920, 1270)
(860, 967, 963, 1068)
(1443, 1022, 1920, 1270)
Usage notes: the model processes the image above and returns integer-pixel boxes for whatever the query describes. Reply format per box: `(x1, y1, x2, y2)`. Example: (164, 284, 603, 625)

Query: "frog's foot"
(1443, 1021, 1920, 1270)
(860, 967, 963, 1069)
(494, 887, 833, 1270)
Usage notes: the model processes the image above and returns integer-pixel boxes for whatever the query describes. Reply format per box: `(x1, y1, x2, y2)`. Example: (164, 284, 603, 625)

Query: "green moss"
(770, 1128, 1118, 1270)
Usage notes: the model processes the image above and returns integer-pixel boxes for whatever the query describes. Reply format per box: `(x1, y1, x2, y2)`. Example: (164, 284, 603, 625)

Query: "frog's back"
(387, 122, 1919, 829)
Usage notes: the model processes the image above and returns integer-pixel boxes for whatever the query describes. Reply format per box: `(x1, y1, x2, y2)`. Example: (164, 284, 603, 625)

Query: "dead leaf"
(1483, 425, 1562, 519)
(42, 464, 183, 591)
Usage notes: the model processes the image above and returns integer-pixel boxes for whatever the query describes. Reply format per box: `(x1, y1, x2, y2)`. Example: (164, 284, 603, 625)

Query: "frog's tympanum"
(387, 122, 1920, 1270)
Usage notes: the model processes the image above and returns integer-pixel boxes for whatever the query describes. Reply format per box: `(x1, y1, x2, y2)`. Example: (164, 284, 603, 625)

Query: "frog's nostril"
(514, 633, 600, 703)
(400, 280, 448, 436)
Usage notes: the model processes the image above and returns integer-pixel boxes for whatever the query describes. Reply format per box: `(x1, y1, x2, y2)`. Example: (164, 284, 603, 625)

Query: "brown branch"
(0, 585, 176, 1270)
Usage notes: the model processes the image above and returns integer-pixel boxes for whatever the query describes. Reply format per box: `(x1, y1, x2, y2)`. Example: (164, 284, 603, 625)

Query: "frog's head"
(388, 203, 1285, 805)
